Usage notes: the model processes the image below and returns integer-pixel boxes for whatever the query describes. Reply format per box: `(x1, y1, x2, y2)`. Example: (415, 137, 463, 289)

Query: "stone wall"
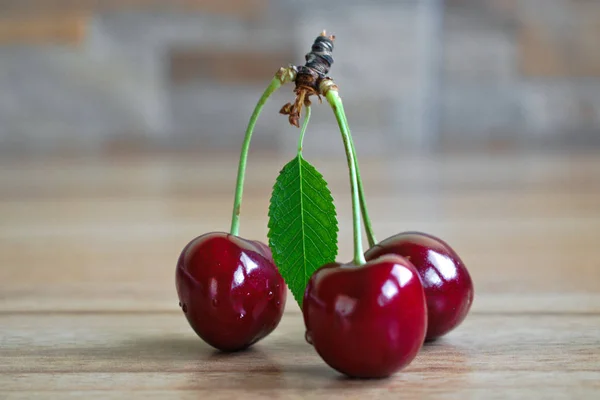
(0, 0, 598, 156)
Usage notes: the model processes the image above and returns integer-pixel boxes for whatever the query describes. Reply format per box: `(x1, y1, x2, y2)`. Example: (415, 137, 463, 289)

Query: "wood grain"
(1, 151, 599, 398)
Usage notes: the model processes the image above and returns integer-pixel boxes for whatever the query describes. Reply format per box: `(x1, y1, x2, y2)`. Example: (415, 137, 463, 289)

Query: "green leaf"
(268, 155, 338, 307)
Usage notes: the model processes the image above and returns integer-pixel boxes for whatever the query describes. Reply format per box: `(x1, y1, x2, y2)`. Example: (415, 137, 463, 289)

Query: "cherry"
(364, 232, 474, 341)
(302, 254, 427, 379)
(175, 232, 286, 352)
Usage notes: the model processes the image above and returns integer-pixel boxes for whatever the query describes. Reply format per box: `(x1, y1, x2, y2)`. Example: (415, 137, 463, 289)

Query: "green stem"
(347, 121, 378, 247)
(323, 85, 378, 248)
(324, 89, 366, 266)
(230, 71, 292, 236)
(297, 104, 311, 155)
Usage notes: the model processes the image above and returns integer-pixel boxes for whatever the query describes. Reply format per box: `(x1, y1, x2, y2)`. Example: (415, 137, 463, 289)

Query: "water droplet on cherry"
(181, 303, 188, 313)
(267, 291, 274, 300)
(178, 301, 182, 307)
(212, 298, 219, 307)
(305, 330, 313, 345)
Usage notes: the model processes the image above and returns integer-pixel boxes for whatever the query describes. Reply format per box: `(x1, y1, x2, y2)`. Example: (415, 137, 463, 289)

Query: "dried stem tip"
(280, 32, 336, 127)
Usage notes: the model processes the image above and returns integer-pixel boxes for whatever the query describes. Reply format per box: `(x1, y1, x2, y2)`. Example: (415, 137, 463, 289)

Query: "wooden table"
(1, 151, 599, 398)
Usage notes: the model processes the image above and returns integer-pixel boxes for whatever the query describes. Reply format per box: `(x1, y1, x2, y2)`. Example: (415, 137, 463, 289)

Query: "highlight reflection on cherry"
(176, 232, 286, 351)
(303, 254, 428, 378)
(365, 232, 474, 341)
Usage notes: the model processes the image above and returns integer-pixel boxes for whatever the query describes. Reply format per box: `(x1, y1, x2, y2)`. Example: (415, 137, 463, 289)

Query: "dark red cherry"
(302, 255, 427, 378)
(175, 232, 286, 352)
(365, 231, 474, 341)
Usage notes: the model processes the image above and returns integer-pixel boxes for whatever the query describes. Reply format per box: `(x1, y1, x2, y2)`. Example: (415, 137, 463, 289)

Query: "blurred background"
(1, 0, 599, 158)
(1, 0, 599, 307)
(1, 3, 599, 393)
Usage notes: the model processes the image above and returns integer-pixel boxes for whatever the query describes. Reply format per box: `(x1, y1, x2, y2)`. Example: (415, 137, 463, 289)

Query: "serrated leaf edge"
(267, 155, 338, 307)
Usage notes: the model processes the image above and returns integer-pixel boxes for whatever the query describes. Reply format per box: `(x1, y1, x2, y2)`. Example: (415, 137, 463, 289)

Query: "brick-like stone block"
(167, 84, 285, 149)
(443, 2, 517, 82)
(518, 0, 600, 77)
(0, 13, 88, 45)
(520, 82, 600, 136)
(443, 29, 515, 82)
(440, 84, 523, 137)
(0, 0, 269, 18)
(446, 0, 518, 16)
(168, 47, 295, 85)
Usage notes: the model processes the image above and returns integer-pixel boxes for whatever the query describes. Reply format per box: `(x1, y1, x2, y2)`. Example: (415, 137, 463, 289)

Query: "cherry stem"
(230, 68, 296, 236)
(324, 87, 366, 266)
(343, 112, 378, 247)
(297, 104, 311, 155)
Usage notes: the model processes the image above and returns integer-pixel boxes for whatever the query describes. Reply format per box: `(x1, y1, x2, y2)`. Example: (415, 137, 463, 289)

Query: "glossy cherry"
(365, 231, 474, 341)
(302, 254, 427, 379)
(175, 232, 286, 352)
